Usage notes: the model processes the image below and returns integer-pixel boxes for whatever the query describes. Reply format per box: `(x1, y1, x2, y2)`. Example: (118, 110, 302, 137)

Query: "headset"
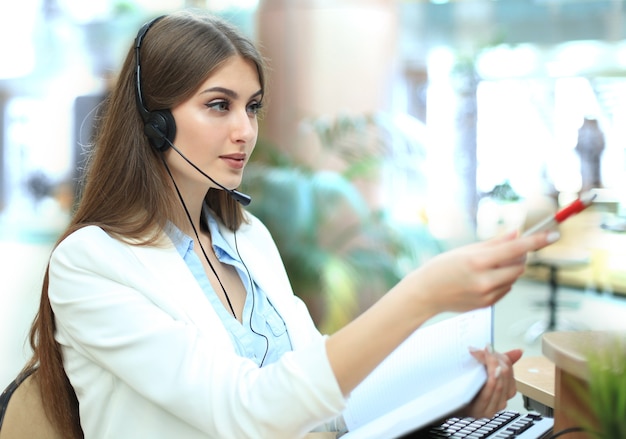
(134, 15, 175, 153)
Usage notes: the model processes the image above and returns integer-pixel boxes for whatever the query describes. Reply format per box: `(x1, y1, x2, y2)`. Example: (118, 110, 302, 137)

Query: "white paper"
(341, 307, 493, 439)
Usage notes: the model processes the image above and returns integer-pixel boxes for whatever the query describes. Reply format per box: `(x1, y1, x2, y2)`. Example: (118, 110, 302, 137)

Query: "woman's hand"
(398, 230, 559, 316)
(462, 346, 523, 419)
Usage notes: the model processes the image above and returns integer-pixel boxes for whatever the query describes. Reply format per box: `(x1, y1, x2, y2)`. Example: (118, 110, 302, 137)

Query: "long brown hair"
(23, 10, 267, 438)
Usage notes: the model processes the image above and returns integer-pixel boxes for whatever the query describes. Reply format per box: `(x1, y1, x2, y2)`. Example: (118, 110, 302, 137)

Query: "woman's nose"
(231, 109, 257, 143)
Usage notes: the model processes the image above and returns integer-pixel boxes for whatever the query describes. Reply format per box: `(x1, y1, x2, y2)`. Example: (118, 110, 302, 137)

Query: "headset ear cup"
(144, 109, 176, 152)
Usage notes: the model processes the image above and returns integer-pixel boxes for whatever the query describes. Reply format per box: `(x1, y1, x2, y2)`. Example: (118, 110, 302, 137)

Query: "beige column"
(256, 0, 399, 154)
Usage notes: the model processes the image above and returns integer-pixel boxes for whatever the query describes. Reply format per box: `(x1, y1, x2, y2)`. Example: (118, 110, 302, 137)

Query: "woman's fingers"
(465, 349, 501, 418)
(462, 231, 561, 306)
(502, 349, 523, 399)
(474, 230, 560, 270)
(467, 347, 522, 418)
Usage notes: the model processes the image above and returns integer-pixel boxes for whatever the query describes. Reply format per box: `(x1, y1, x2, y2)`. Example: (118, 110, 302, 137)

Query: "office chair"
(0, 368, 64, 439)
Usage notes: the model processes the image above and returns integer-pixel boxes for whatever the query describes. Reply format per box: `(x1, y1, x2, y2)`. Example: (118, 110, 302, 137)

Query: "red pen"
(522, 192, 597, 236)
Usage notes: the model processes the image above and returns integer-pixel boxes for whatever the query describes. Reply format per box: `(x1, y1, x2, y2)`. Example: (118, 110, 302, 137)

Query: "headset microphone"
(163, 137, 252, 206)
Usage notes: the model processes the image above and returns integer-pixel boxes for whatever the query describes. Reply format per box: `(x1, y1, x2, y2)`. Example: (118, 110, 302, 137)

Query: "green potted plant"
(567, 334, 626, 439)
(242, 112, 440, 332)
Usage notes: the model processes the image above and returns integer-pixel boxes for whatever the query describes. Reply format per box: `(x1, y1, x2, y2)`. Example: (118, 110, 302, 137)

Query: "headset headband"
(134, 15, 166, 122)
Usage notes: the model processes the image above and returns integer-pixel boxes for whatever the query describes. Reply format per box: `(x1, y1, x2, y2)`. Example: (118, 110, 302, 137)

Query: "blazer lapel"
(126, 237, 233, 345)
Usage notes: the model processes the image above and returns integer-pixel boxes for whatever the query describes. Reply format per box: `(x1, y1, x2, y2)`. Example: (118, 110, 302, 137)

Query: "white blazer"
(48, 213, 346, 438)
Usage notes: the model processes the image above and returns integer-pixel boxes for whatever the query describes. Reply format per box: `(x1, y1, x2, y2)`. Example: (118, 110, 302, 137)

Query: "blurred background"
(2, 0, 626, 241)
(2, 0, 626, 396)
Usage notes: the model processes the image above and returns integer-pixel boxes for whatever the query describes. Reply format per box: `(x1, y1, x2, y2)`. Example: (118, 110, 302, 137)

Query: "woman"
(24, 10, 558, 439)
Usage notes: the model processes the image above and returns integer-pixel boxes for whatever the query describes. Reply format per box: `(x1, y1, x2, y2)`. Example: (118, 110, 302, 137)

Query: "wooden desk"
(513, 355, 555, 415)
(542, 331, 624, 439)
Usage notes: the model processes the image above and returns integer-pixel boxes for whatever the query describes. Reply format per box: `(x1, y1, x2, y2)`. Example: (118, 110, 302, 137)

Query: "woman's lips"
(220, 154, 246, 170)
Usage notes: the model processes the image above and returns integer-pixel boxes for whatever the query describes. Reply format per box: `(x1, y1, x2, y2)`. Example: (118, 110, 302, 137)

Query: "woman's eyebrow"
(200, 87, 263, 100)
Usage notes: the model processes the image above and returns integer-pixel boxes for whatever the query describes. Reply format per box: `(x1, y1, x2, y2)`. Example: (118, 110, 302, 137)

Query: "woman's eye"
(247, 102, 263, 115)
(206, 100, 229, 112)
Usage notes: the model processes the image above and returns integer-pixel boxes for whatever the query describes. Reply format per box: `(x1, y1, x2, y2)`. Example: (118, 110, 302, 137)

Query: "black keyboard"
(409, 410, 554, 438)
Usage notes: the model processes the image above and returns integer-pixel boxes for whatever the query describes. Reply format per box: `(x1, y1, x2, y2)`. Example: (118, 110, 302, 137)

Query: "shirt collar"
(165, 206, 237, 261)
(165, 222, 193, 259)
(205, 208, 236, 260)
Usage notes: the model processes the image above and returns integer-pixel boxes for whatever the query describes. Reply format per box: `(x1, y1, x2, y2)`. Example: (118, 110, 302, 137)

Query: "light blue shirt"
(166, 212, 293, 367)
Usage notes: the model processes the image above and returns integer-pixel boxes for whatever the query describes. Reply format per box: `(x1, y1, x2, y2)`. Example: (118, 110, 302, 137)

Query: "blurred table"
(513, 355, 554, 417)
